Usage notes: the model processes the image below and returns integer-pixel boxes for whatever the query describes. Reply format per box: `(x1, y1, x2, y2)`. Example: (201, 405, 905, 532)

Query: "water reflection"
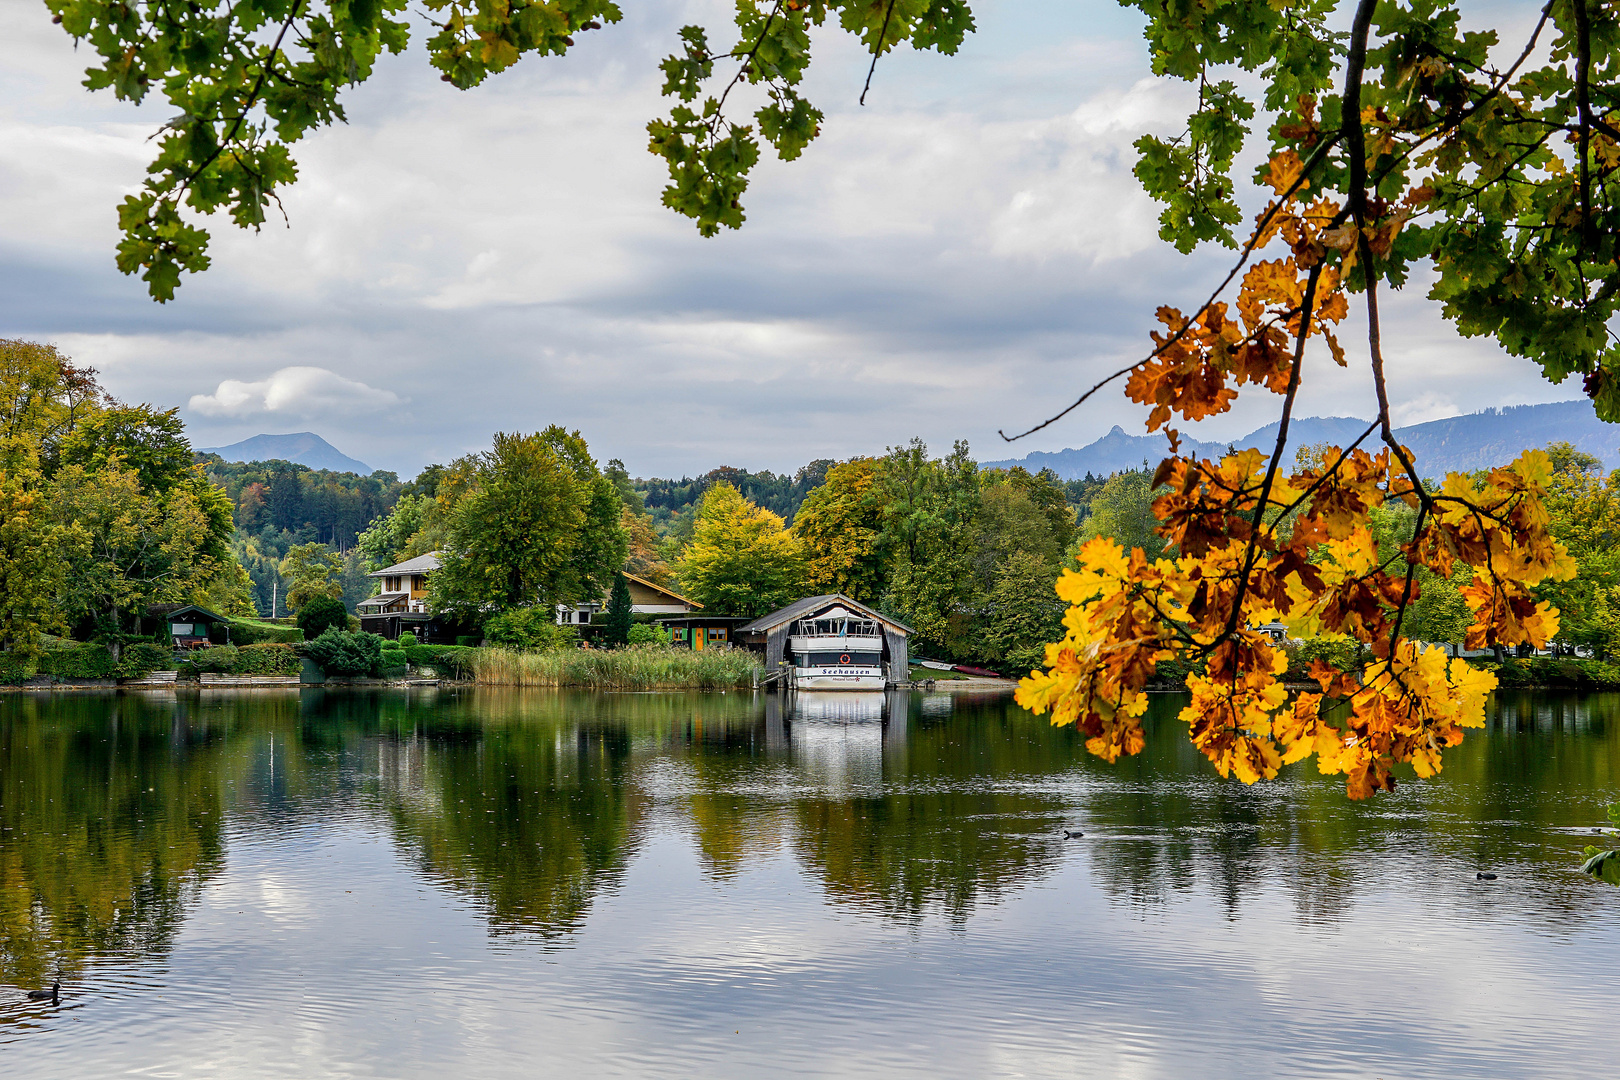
(0, 694, 226, 987)
(1074, 692, 1620, 925)
(3, 686, 1617, 976)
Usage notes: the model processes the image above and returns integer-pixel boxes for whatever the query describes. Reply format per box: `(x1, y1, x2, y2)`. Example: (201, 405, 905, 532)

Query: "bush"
(116, 643, 172, 678)
(457, 635, 481, 647)
(297, 596, 349, 641)
(304, 628, 384, 677)
(380, 662, 409, 679)
(482, 606, 579, 651)
(188, 645, 241, 673)
(0, 652, 33, 685)
(237, 643, 300, 675)
(38, 642, 118, 679)
(627, 623, 671, 646)
(404, 644, 476, 678)
(398, 631, 417, 647)
(227, 618, 303, 645)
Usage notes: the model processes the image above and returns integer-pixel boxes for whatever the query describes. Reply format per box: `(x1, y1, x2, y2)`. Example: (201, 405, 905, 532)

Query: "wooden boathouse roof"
(738, 594, 911, 636)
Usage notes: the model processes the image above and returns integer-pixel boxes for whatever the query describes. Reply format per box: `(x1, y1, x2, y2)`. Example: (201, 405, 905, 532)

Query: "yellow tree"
(677, 482, 806, 617)
(792, 458, 885, 601)
(279, 542, 344, 611)
(0, 475, 72, 661)
(51, 463, 221, 653)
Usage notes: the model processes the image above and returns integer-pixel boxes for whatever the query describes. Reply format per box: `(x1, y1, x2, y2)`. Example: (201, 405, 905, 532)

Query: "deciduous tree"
(279, 542, 344, 611)
(793, 458, 886, 601)
(429, 429, 627, 619)
(676, 482, 805, 617)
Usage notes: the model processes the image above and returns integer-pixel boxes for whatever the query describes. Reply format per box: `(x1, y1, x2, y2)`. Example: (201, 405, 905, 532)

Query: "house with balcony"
(357, 552, 451, 641)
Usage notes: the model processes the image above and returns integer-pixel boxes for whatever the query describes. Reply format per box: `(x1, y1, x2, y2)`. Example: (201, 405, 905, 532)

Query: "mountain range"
(983, 400, 1620, 480)
(196, 432, 373, 475)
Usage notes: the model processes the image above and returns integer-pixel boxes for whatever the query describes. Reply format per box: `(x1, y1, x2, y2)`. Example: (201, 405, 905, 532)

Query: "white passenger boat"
(787, 610, 887, 690)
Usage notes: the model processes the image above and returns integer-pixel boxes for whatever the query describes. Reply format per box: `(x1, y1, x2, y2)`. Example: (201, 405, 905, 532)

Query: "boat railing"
(791, 617, 882, 638)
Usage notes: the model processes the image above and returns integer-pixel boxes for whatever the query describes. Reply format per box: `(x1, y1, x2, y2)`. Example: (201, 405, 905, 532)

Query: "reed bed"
(472, 645, 763, 689)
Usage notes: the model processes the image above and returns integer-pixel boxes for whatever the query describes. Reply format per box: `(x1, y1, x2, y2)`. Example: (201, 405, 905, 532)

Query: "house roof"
(623, 572, 701, 609)
(368, 551, 442, 577)
(356, 592, 409, 610)
(737, 594, 911, 636)
(146, 603, 228, 623)
(653, 615, 755, 627)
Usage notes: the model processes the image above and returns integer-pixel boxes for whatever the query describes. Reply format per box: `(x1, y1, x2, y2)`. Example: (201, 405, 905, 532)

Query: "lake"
(1, 687, 1615, 1078)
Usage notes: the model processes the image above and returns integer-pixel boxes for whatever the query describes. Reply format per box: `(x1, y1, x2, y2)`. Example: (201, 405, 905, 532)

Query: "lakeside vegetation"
(472, 645, 762, 689)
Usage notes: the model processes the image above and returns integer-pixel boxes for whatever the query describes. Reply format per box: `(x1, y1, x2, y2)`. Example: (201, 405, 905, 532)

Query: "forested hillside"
(197, 456, 403, 616)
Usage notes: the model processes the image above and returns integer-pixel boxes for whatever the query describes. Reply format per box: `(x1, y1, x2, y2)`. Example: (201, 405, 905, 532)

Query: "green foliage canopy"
(427, 428, 627, 620)
(675, 481, 806, 617)
(296, 595, 349, 640)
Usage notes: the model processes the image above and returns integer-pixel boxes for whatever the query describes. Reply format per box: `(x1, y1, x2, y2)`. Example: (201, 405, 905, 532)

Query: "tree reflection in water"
(1073, 691, 1620, 924)
(4, 685, 1616, 978)
(0, 693, 226, 989)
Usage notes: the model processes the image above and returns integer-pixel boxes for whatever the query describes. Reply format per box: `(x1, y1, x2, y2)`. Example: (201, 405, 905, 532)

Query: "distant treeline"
(637, 463, 833, 526)
(637, 461, 1111, 530)
(197, 455, 404, 549)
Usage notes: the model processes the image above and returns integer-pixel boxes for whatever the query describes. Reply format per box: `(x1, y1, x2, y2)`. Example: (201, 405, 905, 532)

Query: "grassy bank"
(473, 645, 763, 689)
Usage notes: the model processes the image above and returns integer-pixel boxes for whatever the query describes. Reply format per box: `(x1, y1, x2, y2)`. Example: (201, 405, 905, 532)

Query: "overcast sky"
(0, 0, 1576, 480)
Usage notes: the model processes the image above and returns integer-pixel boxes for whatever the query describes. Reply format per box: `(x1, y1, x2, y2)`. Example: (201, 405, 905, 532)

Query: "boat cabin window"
(792, 617, 881, 637)
(798, 651, 881, 667)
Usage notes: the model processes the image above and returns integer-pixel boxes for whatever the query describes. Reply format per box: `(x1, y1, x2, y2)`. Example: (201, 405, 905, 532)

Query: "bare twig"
(860, 0, 899, 107)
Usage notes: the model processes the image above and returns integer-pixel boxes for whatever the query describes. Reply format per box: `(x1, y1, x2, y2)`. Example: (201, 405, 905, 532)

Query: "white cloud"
(189, 366, 404, 419)
(1393, 391, 1461, 428)
(0, 1, 1586, 478)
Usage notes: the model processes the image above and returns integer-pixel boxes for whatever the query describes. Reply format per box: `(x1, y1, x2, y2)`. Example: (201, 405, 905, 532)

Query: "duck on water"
(25, 981, 59, 1003)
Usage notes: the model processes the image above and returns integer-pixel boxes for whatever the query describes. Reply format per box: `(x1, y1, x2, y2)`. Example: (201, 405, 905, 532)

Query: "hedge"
(117, 643, 172, 678)
(184, 643, 300, 676)
(227, 618, 304, 645)
(38, 642, 118, 679)
(0, 653, 32, 685)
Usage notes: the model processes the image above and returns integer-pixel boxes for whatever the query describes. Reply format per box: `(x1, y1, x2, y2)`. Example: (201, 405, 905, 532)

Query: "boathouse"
(737, 595, 911, 684)
(655, 615, 754, 650)
(144, 603, 231, 649)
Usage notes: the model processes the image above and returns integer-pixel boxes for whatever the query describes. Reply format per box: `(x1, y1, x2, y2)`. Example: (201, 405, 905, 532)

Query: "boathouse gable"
(738, 595, 911, 684)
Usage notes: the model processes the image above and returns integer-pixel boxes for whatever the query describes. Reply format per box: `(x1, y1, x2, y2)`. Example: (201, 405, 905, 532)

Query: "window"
(800, 651, 881, 667)
(171, 623, 193, 636)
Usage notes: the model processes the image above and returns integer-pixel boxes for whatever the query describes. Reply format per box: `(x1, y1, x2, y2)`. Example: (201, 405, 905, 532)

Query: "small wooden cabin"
(557, 573, 702, 626)
(145, 603, 231, 649)
(655, 615, 753, 651)
(738, 595, 912, 683)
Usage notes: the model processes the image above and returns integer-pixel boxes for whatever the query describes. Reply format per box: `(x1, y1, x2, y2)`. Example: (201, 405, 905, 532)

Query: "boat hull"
(792, 668, 885, 691)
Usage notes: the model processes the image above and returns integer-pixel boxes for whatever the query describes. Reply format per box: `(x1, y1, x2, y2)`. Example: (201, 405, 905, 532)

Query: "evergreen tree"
(605, 572, 633, 646)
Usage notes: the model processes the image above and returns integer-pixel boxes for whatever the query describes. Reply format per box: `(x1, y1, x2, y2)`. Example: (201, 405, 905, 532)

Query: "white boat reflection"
(789, 691, 886, 723)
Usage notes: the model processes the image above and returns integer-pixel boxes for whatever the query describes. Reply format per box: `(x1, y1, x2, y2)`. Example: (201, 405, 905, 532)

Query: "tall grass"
(473, 645, 763, 689)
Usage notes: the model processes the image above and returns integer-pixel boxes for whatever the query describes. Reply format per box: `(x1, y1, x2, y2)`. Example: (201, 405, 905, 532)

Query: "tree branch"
(998, 133, 1342, 442)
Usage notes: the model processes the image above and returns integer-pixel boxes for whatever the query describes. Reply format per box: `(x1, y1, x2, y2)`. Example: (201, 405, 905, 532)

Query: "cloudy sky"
(0, 0, 1569, 479)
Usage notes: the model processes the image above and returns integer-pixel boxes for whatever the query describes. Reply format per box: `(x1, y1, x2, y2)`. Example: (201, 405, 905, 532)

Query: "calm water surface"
(1, 687, 1615, 1078)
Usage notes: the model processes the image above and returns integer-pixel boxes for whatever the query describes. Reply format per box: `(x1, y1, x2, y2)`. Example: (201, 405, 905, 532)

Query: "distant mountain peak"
(196, 432, 373, 475)
(982, 401, 1616, 481)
